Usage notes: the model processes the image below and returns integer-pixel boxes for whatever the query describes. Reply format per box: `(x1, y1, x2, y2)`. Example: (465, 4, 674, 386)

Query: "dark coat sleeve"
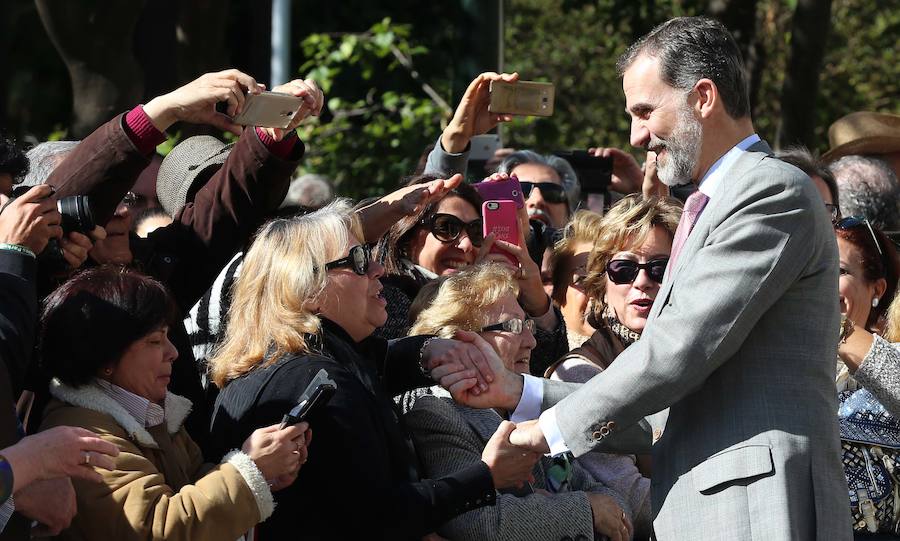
(0, 251, 37, 402)
(47, 113, 152, 226)
(136, 129, 303, 314)
(251, 357, 496, 539)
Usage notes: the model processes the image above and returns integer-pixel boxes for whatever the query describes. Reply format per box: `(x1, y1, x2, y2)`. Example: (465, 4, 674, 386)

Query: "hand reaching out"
(442, 72, 519, 153)
(260, 78, 325, 141)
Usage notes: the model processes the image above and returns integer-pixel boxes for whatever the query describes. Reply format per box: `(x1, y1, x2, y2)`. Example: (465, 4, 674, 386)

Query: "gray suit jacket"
(541, 141, 851, 540)
(406, 394, 628, 541)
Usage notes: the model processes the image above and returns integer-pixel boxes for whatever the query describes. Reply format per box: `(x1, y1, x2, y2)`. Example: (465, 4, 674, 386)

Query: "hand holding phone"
(279, 369, 337, 428)
(473, 176, 526, 209)
(482, 200, 520, 266)
(229, 91, 305, 128)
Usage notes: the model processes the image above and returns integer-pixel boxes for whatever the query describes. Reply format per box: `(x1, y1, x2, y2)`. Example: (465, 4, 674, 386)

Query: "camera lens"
(57, 195, 95, 234)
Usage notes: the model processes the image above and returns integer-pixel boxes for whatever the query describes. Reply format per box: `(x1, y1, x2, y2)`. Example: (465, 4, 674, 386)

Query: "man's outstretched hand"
(508, 419, 550, 454)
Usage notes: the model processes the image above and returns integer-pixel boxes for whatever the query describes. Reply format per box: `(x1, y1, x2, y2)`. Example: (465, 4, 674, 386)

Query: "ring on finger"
(82, 452, 91, 466)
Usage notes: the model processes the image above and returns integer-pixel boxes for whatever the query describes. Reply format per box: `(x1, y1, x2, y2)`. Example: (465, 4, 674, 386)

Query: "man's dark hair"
(616, 16, 751, 119)
(0, 136, 29, 182)
(776, 146, 840, 206)
(40, 266, 176, 387)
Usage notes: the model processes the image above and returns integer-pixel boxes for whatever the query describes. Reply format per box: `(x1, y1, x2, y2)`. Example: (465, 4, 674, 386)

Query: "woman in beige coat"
(38, 266, 309, 540)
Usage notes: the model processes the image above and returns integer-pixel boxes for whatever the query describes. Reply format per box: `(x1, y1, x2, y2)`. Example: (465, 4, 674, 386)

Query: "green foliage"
(295, 19, 451, 198)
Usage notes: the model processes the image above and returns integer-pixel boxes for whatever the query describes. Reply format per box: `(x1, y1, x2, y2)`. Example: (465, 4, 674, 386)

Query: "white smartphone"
(231, 91, 303, 128)
(469, 134, 502, 161)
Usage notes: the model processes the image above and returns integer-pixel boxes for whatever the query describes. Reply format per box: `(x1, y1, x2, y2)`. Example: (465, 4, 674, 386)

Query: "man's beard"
(650, 101, 703, 186)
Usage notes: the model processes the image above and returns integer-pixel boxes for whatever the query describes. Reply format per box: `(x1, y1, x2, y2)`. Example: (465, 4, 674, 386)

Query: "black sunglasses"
(520, 181, 568, 205)
(835, 216, 885, 262)
(605, 258, 669, 284)
(424, 213, 484, 247)
(481, 318, 536, 335)
(320, 244, 373, 276)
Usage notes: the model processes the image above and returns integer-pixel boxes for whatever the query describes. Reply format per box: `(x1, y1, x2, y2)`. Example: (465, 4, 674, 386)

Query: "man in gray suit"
(436, 17, 851, 540)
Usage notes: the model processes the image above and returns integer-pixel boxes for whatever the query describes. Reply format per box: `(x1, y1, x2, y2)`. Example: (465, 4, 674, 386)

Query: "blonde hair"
(583, 194, 682, 322)
(410, 263, 519, 338)
(548, 210, 605, 304)
(884, 288, 900, 342)
(209, 199, 363, 387)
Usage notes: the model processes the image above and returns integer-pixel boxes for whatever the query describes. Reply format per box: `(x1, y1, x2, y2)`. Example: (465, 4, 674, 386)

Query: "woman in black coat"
(207, 199, 538, 540)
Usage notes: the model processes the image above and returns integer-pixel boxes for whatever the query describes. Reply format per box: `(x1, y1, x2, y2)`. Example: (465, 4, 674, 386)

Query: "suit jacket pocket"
(692, 444, 774, 494)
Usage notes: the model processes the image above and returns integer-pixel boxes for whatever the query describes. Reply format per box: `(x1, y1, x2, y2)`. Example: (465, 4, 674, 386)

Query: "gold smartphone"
(488, 80, 555, 117)
(231, 91, 304, 128)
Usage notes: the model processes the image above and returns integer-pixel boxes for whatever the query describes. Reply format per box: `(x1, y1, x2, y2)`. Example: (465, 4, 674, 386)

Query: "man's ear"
(693, 78, 718, 119)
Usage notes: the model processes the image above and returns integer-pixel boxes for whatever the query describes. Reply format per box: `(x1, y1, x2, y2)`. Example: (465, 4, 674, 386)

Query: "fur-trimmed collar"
(49, 379, 193, 448)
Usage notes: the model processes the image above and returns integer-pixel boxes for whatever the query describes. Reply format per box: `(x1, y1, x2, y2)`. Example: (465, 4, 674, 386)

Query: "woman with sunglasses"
(544, 194, 682, 539)
(207, 200, 538, 540)
(377, 174, 569, 380)
(827, 216, 900, 537)
(406, 263, 633, 541)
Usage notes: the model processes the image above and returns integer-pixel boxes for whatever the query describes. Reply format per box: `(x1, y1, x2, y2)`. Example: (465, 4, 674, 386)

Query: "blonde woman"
(207, 200, 538, 540)
(547, 210, 606, 349)
(406, 263, 632, 541)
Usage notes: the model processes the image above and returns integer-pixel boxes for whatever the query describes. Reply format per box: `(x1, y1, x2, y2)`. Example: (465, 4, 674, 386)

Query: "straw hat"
(156, 136, 233, 217)
(823, 112, 900, 162)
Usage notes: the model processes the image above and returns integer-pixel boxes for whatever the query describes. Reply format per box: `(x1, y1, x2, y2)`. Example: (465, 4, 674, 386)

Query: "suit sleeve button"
(591, 430, 603, 440)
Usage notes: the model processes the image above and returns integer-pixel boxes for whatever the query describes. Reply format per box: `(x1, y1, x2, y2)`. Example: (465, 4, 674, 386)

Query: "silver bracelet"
(419, 337, 438, 379)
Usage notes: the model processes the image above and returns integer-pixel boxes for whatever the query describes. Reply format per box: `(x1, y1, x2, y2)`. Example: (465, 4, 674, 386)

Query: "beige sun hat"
(823, 111, 900, 162)
(156, 135, 233, 217)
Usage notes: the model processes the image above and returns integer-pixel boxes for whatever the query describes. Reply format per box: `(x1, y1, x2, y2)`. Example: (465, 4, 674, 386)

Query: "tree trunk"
(707, 0, 763, 113)
(34, 0, 145, 138)
(775, 0, 833, 149)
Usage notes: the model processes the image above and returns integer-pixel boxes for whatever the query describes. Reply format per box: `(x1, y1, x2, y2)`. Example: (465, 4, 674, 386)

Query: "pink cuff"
(255, 127, 298, 159)
(124, 106, 167, 155)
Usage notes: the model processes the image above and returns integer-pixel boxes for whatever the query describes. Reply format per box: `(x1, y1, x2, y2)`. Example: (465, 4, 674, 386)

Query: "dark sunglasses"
(605, 258, 669, 284)
(834, 216, 885, 262)
(424, 213, 484, 247)
(481, 318, 536, 335)
(520, 181, 568, 205)
(320, 244, 373, 276)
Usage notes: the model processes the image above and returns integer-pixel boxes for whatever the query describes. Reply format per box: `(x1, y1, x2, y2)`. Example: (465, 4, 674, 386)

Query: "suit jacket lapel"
(652, 140, 774, 322)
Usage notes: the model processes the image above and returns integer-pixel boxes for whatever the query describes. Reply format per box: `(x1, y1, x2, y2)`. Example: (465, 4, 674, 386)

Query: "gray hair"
(498, 150, 581, 212)
(616, 16, 751, 120)
(831, 155, 900, 230)
(282, 173, 334, 209)
(22, 141, 80, 187)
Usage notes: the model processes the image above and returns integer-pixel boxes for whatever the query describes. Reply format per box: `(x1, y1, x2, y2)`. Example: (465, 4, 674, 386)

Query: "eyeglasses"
(320, 244, 373, 276)
(480, 318, 535, 335)
(520, 181, 568, 205)
(834, 216, 885, 260)
(424, 213, 484, 247)
(825, 203, 841, 222)
(605, 258, 669, 284)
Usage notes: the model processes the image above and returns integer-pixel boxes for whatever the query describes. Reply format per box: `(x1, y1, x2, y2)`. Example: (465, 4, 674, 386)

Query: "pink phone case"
(482, 200, 520, 265)
(473, 177, 525, 209)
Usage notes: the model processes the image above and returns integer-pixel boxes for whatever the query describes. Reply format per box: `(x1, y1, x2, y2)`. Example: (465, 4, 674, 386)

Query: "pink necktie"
(669, 191, 710, 270)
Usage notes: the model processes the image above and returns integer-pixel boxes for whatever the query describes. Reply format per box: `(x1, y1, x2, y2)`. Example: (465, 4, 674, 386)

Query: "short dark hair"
(40, 266, 176, 387)
(617, 16, 751, 119)
(0, 136, 28, 182)
(776, 146, 840, 207)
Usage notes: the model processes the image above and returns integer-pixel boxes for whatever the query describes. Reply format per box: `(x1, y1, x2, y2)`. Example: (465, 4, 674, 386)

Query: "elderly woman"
(828, 217, 900, 537)
(405, 263, 632, 541)
(545, 194, 682, 538)
(37, 266, 307, 541)
(377, 173, 568, 377)
(207, 199, 538, 540)
(546, 209, 606, 350)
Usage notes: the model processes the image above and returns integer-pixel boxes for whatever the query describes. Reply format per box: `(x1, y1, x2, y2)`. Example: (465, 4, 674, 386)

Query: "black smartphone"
(554, 150, 613, 194)
(279, 369, 337, 428)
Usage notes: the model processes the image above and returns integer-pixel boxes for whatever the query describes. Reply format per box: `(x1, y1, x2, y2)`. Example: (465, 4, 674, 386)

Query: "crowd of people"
(0, 14, 899, 541)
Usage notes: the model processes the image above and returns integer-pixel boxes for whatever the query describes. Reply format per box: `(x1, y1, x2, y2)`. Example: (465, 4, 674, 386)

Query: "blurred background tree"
(2, 0, 897, 199)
